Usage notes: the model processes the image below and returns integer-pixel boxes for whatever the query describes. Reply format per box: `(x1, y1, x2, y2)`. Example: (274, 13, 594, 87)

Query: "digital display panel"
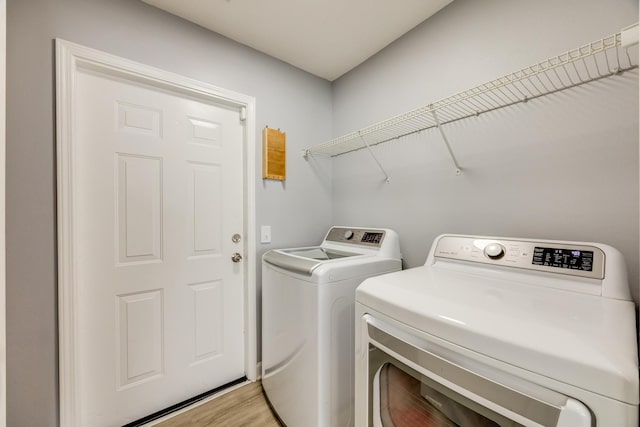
(361, 232, 383, 245)
(532, 247, 594, 271)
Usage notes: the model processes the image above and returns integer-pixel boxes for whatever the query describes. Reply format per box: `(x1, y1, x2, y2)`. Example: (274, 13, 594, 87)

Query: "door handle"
(231, 252, 243, 263)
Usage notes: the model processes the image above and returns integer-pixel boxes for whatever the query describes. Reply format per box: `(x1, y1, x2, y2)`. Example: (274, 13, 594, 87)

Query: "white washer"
(262, 226, 402, 427)
(355, 234, 639, 426)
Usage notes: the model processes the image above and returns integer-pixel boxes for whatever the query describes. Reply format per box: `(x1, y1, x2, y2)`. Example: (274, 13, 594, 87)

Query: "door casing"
(55, 39, 257, 427)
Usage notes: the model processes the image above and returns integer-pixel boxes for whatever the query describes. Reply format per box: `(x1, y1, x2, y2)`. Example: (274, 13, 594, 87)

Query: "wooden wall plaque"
(262, 127, 286, 180)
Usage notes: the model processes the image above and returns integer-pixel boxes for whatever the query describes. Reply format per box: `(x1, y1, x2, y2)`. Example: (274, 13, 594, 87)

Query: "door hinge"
(239, 106, 247, 122)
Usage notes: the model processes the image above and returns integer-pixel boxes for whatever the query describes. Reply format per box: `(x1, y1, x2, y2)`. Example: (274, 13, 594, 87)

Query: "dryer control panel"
(433, 235, 605, 279)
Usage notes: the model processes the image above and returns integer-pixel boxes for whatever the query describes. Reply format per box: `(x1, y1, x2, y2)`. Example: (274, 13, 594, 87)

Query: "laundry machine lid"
(263, 246, 362, 275)
(356, 264, 639, 404)
(262, 226, 402, 278)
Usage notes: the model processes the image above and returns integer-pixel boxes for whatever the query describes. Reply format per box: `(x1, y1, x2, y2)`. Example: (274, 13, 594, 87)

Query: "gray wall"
(332, 0, 640, 302)
(7, 0, 333, 425)
(6, 0, 640, 425)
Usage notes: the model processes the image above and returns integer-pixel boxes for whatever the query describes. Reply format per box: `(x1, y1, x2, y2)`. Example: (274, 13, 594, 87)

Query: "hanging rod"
(302, 25, 639, 159)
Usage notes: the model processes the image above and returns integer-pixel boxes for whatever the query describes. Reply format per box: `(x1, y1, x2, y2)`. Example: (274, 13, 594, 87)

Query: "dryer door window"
(363, 317, 593, 427)
(370, 351, 520, 427)
(377, 362, 501, 427)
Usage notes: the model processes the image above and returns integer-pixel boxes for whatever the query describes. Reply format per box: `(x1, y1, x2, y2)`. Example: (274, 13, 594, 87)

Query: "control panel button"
(344, 230, 354, 240)
(484, 243, 505, 259)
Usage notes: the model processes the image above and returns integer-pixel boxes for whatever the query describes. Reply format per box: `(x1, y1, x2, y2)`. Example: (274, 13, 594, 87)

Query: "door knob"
(231, 252, 243, 263)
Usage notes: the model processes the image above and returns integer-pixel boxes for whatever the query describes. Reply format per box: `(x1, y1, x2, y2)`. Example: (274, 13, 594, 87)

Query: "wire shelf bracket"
(431, 108, 462, 175)
(359, 132, 391, 183)
(302, 24, 639, 176)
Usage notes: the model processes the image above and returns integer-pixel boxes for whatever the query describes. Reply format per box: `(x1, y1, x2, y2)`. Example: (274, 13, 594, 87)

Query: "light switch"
(261, 225, 272, 244)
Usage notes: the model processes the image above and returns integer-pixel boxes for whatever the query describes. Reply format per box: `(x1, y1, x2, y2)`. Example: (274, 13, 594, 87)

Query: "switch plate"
(261, 225, 271, 244)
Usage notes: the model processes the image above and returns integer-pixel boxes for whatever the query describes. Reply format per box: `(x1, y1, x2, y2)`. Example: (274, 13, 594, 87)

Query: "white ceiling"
(141, 0, 453, 81)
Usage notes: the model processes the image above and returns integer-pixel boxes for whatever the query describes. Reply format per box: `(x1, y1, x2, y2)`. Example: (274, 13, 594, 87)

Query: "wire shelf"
(303, 27, 639, 159)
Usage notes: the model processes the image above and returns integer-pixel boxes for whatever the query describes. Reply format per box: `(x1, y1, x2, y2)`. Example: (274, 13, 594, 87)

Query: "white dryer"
(355, 234, 639, 426)
(262, 226, 402, 427)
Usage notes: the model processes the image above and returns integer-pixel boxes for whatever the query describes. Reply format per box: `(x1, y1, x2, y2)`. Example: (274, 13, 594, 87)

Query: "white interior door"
(72, 65, 246, 426)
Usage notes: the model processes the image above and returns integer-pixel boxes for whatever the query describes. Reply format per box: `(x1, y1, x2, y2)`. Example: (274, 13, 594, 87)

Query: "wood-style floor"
(152, 381, 283, 427)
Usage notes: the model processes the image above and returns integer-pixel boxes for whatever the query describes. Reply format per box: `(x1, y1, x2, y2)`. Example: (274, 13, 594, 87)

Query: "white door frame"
(55, 39, 257, 426)
(0, 1, 6, 426)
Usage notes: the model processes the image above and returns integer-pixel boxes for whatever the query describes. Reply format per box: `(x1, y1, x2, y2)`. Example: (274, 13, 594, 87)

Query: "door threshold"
(126, 377, 249, 427)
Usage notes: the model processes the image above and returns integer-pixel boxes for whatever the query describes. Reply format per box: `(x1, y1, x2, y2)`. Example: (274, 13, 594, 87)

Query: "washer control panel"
(434, 235, 605, 279)
(325, 227, 385, 248)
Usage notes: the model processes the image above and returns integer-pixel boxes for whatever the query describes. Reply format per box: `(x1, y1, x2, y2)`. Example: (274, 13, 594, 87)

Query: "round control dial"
(484, 242, 505, 259)
(344, 230, 354, 240)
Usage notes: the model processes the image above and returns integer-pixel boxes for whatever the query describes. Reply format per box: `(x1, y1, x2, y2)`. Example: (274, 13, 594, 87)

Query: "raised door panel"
(188, 162, 222, 258)
(117, 290, 164, 388)
(116, 154, 163, 264)
(190, 281, 223, 364)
